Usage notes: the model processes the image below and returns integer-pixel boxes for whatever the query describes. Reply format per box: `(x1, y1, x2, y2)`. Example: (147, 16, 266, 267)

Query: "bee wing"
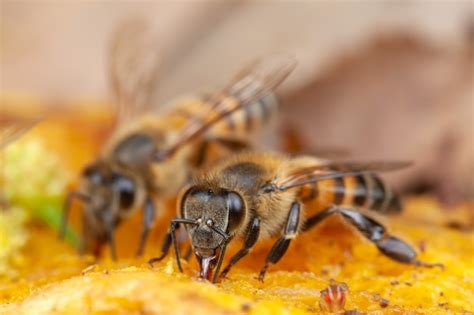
(0, 117, 41, 150)
(108, 19, 162, 128)
(271, 161, 412, 191)
(154, 54, 296, 161)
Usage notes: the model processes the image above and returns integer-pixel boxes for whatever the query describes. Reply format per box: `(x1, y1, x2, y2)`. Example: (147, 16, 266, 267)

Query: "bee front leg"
(148, 218, 196, 272)
(79, 211, 93, 255)
(136, 196, 155, 257)
(258, 202, 300, 282)
(59, 191, 88, 239)
(104, 214, 117, 261)
(148, 224, 176, 268)
(220, 217, 260, 279)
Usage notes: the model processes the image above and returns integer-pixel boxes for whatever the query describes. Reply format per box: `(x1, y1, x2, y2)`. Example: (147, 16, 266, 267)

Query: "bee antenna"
(208, 225, 230, 242)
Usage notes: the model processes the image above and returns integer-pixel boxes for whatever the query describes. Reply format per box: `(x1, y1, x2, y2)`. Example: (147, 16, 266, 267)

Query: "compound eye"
(112, 174, 135, 209)
(83, 165, 103, 185)
(180, 186, 199, 218)
(226, 191, 244, 232)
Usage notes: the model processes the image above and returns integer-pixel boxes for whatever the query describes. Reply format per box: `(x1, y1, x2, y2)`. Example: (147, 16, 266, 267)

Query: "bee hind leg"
(258, 202, 300, 282)
(304, 207, 443, 269)
(220, 217, 260, 279)
(136, 196, 155, 257)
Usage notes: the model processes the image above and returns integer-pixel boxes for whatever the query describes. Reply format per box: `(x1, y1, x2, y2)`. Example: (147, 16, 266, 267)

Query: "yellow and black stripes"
(298, 174, 402, 215)
(171, 92, 278, 138)
(223, 92, 278, 134)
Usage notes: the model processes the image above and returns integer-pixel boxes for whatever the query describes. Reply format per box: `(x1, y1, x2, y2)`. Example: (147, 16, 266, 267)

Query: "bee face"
(81, 162, 137, 222)
(182, 187, 245, 249)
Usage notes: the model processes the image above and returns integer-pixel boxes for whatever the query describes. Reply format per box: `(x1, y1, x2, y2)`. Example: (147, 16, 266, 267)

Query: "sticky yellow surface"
(1, 104, 473, 314)
(1, 198, 472, 314)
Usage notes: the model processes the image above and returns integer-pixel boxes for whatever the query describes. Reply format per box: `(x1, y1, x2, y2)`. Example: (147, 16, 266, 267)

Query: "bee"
(150, 151, 442, 282)
(59, 21, 296, 259)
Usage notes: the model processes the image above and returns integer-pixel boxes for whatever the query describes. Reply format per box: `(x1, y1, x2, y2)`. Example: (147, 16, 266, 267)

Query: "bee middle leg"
(220, 217, 261, 279)
(59, 191, 88, 239)
(258, 202, 301, 281)
(303, 207, 443, 268)
(136, 196, 155, 257)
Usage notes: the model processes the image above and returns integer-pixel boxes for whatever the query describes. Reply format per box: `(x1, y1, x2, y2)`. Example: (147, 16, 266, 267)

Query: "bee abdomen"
(345, 174, 402, 214)
(299, 174, 402, 214)
(173, 92, 278, 137)
(224, 92, 278, 133)
(364, 174, 402, 214)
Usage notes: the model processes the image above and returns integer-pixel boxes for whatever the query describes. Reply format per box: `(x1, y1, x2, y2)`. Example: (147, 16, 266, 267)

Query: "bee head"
(80, 161, 137, 243)
(180, 186, 245, 280)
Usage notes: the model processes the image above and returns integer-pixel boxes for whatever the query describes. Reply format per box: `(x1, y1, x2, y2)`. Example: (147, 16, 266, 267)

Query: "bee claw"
(257, 270, 266, 283)
(148, 257, 161, 268)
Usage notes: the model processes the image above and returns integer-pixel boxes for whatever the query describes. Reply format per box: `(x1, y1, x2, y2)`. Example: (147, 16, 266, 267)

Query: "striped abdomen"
(220, 92, 278, 135)
(298, 174, 402, 215)
(171, 92, 279, 139)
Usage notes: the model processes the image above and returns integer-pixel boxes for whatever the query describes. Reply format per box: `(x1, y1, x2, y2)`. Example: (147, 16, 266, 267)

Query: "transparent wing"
(108, 18, 162, 127)
(271, 161, 412, 191)
(154, 54, 296, 161)
(0, 117, 41, 150)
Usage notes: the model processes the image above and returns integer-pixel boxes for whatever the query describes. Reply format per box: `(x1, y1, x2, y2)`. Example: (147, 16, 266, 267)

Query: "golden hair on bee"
(150, 151, 442, 283)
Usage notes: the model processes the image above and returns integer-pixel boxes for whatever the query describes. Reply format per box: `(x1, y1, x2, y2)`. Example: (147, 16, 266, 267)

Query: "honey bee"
(59, 22, 296, 259)
(150, 151, 442, 282)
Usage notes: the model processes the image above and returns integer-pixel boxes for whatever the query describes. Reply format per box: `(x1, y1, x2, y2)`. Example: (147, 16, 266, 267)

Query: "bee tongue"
(199, 256, 217, 281)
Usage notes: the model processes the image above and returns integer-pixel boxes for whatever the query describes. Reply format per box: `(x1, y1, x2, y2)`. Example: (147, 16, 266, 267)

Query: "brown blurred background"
(1, 1, 473, 202)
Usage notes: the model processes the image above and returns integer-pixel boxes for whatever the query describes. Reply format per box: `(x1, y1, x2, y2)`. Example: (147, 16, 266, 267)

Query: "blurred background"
(1, 1, 473, 202)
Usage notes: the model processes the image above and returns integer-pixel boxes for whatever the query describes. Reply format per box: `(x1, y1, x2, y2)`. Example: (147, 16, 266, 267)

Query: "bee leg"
(258, 202, 300, 282)
(59, 191, 88, 239)
(338, 208, 443, 268)
(220, 217, 260, 279)
(148, 218, 196, 272)
(79, 211, 92, 255)
(105, 216, 117, 261)
(195, 137, 249, 166)
(136, 197, 155, 257)
(148, 223, 186, 266)
(304, 207, 443, 268)
(148, 232, 172, 267)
